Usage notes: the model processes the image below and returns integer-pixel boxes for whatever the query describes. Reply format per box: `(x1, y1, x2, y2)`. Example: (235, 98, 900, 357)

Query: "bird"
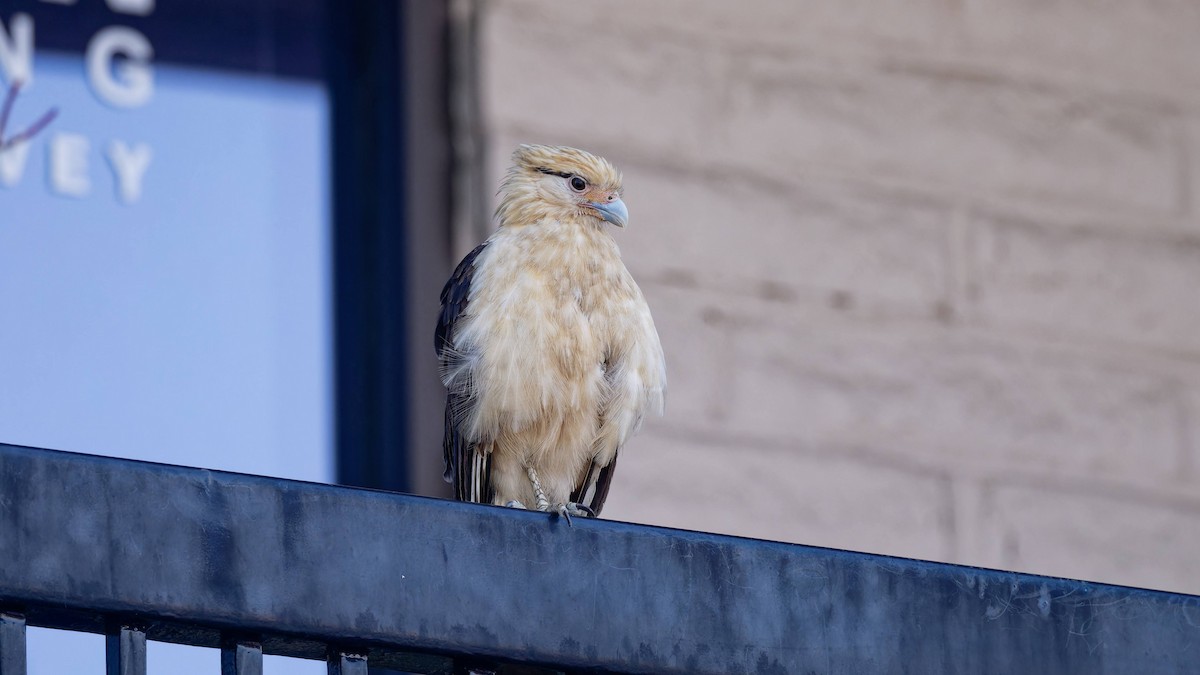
(435, 144, 666, 521)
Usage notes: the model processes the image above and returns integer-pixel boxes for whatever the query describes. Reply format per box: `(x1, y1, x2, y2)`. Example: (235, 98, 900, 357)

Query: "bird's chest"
(471, 224, 633, 366)
(550, 263, 609, 318)
(526, 230, 625, 321)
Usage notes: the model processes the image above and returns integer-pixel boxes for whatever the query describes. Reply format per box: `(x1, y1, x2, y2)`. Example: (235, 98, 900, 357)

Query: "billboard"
(1, 1, 330, 672)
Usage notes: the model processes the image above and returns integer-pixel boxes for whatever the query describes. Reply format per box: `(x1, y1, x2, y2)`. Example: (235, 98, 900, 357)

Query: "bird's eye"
(569, 175, 587, 192)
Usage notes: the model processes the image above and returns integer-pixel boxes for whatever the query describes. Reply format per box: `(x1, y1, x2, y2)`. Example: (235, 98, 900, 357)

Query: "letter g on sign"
(86, 26, 154, 109)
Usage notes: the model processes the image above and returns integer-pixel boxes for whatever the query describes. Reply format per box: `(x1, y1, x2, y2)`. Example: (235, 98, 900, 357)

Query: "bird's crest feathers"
(511, 144, 622, 191)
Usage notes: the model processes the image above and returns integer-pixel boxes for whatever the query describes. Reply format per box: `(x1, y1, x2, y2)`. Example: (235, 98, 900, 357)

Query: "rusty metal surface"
(1, 442, 1198, 674)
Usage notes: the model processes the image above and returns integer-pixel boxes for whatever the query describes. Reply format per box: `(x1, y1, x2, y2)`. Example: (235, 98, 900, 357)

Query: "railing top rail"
(1, 442, 1197, 674)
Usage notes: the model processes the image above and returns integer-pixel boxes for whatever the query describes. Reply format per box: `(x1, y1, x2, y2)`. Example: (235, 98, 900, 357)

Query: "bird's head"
(497, 144, 627, 229)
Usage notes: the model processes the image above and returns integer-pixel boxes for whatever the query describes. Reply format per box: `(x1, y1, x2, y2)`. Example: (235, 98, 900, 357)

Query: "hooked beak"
(587, 197, 628, 228)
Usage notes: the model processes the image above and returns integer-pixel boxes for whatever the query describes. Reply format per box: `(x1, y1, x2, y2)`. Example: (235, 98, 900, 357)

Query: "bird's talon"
(556, 504, 573, 527)
(546, 502, 594, 526)
(505, 500, 527, 510)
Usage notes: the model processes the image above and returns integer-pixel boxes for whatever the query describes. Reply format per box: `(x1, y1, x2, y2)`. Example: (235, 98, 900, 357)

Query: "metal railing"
(1, 442, 1198, 674)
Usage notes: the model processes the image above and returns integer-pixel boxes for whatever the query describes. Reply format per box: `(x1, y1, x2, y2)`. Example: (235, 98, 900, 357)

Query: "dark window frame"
(329, 0, 452, 497)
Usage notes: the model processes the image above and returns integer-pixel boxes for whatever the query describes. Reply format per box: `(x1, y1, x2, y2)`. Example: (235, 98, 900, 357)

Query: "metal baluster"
(326, 649, 367, 675)
(220, 639, 262, 675)
(0, 613, 26, 675)
(105, 625, 146, 675)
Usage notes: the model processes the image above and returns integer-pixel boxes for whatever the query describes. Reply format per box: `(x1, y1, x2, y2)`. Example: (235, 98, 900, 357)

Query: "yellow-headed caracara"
(436, 145, 666, 520)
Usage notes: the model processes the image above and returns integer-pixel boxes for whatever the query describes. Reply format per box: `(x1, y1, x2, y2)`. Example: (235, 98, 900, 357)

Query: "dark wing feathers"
(436, 242, 490, 502)
(588, 456, 619, 515)
(444, 394, 492, 503)
(435, 242, 488, 357)
(570, 452, 619, 516)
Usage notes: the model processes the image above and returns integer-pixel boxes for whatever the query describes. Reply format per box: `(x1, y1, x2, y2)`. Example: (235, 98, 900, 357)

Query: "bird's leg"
(504, 500, 527, 509)
(523, 465, 594, 525)
(525, 465, 551, 512)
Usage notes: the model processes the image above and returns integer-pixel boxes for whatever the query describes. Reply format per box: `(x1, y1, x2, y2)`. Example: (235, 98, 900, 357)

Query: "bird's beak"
(587, 197, 628, 228)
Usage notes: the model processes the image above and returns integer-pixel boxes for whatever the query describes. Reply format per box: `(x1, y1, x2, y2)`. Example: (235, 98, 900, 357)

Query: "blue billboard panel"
(0, 8, 331, 481)
(2, 4, 332, 671)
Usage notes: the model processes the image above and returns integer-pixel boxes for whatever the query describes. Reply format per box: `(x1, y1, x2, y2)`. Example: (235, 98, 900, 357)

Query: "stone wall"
(474, 0, 1200, 593)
